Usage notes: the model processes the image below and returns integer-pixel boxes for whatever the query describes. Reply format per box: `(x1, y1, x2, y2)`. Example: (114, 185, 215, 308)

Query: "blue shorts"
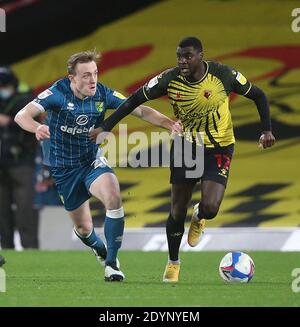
(50, 161, 114, 211)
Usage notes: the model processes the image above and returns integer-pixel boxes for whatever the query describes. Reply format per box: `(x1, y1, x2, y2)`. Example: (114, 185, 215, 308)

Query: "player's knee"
(201, 201, 219, 220)
(105, 192, 122, 210)
(171, 207, 187, 223)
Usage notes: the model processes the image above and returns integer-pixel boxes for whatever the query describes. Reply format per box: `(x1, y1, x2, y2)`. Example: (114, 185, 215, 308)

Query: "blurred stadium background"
(1, 0, 300, 252)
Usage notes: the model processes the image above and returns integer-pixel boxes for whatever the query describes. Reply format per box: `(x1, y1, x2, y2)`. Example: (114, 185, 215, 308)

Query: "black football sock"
(166, 213, 185, 262)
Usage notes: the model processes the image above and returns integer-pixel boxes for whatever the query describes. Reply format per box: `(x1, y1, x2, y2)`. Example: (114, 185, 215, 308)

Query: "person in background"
(0, 66, 39, 249)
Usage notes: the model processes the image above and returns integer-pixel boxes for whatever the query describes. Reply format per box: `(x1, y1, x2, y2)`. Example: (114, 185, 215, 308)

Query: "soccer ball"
(219, 251, 255, 283)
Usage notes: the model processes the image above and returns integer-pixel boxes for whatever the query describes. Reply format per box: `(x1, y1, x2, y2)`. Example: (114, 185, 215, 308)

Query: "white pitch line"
(281, 230, 300, 251)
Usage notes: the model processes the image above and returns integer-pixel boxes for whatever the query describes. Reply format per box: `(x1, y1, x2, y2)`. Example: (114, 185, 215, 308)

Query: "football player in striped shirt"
(92, 37, 275, 282)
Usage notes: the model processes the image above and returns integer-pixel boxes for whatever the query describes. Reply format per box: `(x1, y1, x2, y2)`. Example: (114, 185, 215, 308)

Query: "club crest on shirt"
(203, 90, 212, 99)
(95, 101, 104, 113)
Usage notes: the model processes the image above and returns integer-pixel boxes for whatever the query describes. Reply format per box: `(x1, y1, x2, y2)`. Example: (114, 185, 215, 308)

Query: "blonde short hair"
(67, 50, 101, 74)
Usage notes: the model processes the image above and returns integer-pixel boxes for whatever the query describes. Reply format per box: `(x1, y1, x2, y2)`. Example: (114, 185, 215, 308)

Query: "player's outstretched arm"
(131, 105, 182, 133)
(89, 88, 148, 142)
(90, 69, 173, 142)
(14, 103, 50, 141)
(101, 87, 148, 132)
(244, 85, 275, 149)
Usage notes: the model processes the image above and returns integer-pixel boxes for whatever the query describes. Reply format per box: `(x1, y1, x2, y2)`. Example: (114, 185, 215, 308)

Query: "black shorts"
(170, 139, 234, 187)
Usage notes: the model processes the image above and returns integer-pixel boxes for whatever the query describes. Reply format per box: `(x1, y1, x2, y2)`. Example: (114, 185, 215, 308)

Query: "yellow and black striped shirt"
(143, 61, 252, 147)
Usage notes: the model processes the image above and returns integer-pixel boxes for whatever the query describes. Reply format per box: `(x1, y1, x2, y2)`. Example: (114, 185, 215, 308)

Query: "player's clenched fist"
(171, 120, 183, 135)
(88, 126, 103, 142)
(89, 127, 111, 144)
(258, 131, 275, 149)
(35, 124, 50, 141)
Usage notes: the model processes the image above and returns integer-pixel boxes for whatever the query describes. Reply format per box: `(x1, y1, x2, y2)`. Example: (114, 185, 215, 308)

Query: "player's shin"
(166, 213, 185, 262)
(104, 207, 124, 266)
(73, 227, 107, 259)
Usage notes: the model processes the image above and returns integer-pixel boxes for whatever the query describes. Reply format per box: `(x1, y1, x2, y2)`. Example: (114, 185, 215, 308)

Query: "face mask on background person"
(0, 88, 14, 100)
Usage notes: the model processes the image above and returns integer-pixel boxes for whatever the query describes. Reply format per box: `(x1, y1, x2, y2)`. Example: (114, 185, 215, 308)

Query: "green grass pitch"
(0, 251, 300, 307)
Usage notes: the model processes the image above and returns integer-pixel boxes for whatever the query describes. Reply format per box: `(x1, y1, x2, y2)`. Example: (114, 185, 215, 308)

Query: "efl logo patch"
(236, 72, 247, 85)
(147, 76, 159, 88)
(113, 91, 126, 99)
(37, 89, 53, 99)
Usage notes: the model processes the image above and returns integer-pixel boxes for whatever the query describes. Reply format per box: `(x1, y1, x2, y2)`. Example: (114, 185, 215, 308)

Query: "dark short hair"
(67, 50, 100, 75)
(178, 37, 203, 52)
(0, 66, 18, 88)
